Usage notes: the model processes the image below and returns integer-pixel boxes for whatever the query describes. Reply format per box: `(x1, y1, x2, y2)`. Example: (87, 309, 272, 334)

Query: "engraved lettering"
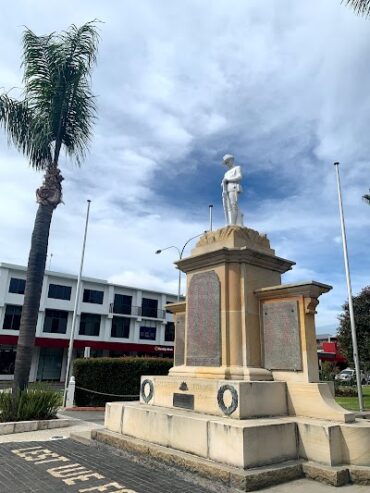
(262, 300, 302, 371)
(186, 271, 221, 367)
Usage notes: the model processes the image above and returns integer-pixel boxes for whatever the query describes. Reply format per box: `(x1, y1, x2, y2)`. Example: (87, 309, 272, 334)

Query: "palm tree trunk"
(12, 202, 54, 392)
(12, 164, 63, 393)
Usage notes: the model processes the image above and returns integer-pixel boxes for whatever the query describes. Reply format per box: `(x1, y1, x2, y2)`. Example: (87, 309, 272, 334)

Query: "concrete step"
(69, 430, 94, 446)
(90, 428, 304, 492)
(106, 402, 298, 469)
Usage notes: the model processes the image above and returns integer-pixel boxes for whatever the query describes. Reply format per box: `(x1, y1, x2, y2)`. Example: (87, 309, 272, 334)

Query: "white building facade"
(0, 262, 176, 382)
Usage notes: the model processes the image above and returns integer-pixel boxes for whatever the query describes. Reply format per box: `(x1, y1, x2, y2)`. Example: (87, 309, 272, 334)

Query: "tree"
(0, 21, 99, 391)
(344, 0, 370, 17)
(337, 286, 370, 371)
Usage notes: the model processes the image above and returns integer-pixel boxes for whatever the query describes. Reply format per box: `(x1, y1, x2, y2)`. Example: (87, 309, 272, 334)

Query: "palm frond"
(344, 0, 370, 16)
(1, 20, 99, 169)
(62, 83, 97, 165)
(0, 94, 51, 169)
(60, 20, 100, 75)
(40, 21, 99, 163)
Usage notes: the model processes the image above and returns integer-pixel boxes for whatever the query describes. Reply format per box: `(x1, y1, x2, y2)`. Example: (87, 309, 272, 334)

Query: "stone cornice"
(255, 281, 332, 301)
(165, 301, 186, 314)
(176, 247, 295, 274)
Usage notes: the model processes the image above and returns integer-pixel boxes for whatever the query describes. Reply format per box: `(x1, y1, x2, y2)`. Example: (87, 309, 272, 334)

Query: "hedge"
(73, 357, 173, 406)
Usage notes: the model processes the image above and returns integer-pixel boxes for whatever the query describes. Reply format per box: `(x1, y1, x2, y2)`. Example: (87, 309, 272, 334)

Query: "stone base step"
(72, 428, 370, 489)
(105, 402, 370, 469)
(86, 428, 304, 491)
(106, 402, 298, 468)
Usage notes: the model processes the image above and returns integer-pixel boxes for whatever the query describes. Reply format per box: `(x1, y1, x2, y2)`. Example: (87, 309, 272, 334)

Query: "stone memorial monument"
(99, 155, 370, 489)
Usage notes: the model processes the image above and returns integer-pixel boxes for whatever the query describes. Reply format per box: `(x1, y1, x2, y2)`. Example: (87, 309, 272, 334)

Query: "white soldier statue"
(221, 154, 244, 226)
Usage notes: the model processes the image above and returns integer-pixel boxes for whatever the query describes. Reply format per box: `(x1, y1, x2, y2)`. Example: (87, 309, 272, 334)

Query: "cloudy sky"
(1, 0, 370, 333)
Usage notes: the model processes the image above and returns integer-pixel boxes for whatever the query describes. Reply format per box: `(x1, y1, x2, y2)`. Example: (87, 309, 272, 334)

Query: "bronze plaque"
(262, 300, 302, 371)
(186, 271, 221, 367)
(174, 313, 185, 366)
(173, 393, 194, 410)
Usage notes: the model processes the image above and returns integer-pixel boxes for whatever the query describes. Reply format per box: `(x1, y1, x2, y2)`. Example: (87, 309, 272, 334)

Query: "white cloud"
(0, 0, 369, 333)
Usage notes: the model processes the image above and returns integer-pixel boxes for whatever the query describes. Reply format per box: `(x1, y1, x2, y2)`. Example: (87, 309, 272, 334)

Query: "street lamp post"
(155, 245, 181, 301)
(156, 232, 206, 301)
(334, 162, 364, 412)
(209, 204, 213, 232)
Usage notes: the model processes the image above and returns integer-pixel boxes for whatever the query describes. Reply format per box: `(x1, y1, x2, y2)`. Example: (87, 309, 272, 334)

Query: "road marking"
(11, 446, 139, 493)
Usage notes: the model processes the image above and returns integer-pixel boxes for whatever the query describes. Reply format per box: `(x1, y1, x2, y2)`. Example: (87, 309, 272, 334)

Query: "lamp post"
(209, 204, 213, 232)
(63, 199, 91, 407)
(334, 162, 364, 412)
(156, 232, 206, 301)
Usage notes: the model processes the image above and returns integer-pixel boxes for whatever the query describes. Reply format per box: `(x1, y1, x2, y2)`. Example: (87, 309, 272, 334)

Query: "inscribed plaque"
(174, 313, 185, 366)
(173, 393, 194, 410)
(262, 300, 302, 371)
(186, 270, 221, 367)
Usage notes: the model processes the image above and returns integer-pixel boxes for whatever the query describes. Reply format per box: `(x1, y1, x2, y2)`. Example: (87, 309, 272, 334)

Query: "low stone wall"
(0, 418, 76, 435)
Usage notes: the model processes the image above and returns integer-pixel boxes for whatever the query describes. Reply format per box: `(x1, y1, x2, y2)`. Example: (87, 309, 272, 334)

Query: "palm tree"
(363, 190, 370, 205)
(344, 0, 370, 16)
(0, 21, 99, 391)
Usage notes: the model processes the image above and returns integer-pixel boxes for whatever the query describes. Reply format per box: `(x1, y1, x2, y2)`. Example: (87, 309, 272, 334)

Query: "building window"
(48, 283, 72, 300)
(9, 278, 26, 294)
(2, 305, 22, 330)
(79, 313, 101, 336)
(139, 326, 156, 340)
(142, 298, 158, 318)
(113, 294, 132, 315)
(0, 346, 16, 374)
(83, 289, 104, 304)
(111, 317, 130, 338)
(43, 309, 68, 334)
(76, 348, 104, 358)
(165, 322, 175, 342)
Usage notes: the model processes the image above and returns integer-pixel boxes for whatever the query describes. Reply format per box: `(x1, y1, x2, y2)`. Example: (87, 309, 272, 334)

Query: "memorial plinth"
(170, 226, 294, 381)
(103, 225, 370, 485)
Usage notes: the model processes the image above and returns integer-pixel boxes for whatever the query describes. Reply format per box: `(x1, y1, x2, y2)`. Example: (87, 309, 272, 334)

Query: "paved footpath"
(0, 437, 369, 493)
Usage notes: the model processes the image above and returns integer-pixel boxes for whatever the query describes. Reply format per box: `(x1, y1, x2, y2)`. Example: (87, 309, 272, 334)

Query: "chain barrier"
(75, 385, 139, 399)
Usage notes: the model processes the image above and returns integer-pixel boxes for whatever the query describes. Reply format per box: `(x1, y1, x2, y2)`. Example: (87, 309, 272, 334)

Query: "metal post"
(209, 204, 213, 232)
(334, 162, 364, 412)
(63, 200, 91, 407)
(177, 269, 181, 302)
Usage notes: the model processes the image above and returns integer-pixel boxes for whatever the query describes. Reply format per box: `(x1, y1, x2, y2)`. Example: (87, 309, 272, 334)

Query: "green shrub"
(0, 385, 62, 422)
(335, 384, 358, 397)
(319, 361, 338, 381)
(73, 357, 173, 406)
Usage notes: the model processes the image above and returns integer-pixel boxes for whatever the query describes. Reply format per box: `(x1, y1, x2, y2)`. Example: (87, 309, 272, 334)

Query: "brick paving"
(1, 438, 370, 493)
(0, 439, 215, 493)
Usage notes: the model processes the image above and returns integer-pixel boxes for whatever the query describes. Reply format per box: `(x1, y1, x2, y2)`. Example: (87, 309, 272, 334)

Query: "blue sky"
(0, 0, 369, 333)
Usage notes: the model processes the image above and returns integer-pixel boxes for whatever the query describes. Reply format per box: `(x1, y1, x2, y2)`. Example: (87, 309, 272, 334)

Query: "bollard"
(65, 376, 76, 408)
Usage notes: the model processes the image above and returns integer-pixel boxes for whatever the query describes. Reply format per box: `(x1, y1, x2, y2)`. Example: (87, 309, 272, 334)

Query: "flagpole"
(334, 163, 364, 412)
(63, 199, 91, 407)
